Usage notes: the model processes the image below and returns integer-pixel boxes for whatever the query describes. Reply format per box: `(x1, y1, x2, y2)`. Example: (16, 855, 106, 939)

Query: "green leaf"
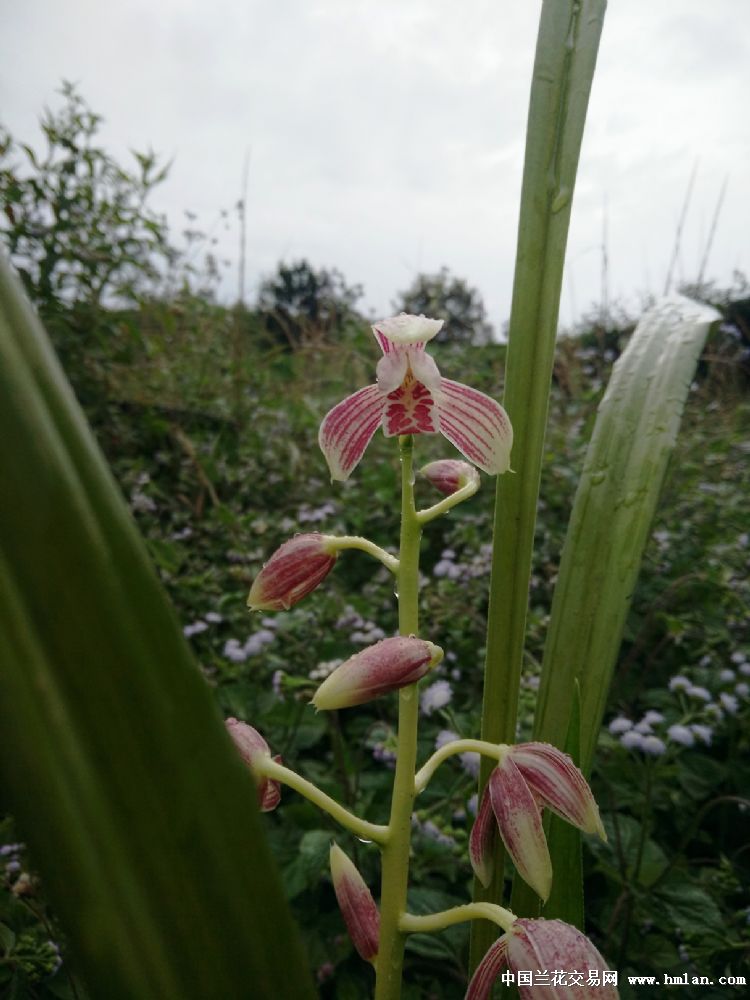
(652, 881, 724, 938)
(473, 0, 607, 965)
(0, 257, 316, 998)
(534, 297, 719, 775)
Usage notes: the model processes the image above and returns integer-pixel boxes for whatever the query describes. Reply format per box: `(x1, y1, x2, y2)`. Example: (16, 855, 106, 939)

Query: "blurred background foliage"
(1, 86, 748, 999)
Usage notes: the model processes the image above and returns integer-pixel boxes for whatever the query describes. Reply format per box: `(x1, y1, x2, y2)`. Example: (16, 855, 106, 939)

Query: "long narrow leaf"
(520, 295, 718, 921)
(0, 258, 316, 999)
(471, 0, 607, 968)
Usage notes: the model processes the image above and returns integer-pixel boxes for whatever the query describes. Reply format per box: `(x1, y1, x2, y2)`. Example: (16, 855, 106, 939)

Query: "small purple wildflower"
(420, 680, 453, 716)
(719, 668, 736, 683)
(719, 692, 739, 714)
(669, 675, 691, 692)
(620, 730, 645, 750)
(608, 716, 633, 735)
(686, 685, 711, 701)
(667, 724, 694, 747)
(690, 724, 713, 745)
(641, 735, 666, 756)
(183, 620, 208, 638)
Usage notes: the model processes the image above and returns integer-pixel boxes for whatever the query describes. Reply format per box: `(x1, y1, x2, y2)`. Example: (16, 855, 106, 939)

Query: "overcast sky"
(2, 0, 748, 334)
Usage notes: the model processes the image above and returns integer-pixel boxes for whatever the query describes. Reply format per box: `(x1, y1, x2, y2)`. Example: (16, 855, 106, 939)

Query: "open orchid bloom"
(224, 718, 282, 812)
(466, 918, 619, 1000)
(318, 313, 513, 480)
(469, 742, 605, 901)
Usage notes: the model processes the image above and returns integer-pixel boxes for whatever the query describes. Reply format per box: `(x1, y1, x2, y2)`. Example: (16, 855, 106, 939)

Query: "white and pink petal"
(372, 313, 444, 349)
(469, 785, 496, 888)
(330, 843, 380, 962)
(489, 759, 552, 902)
(464, 934, 510, 1000)
(437, 378, 513, 475)
(506, 919, 619, 999)
(318, 383, 387, 481)
(510, 743, 606, 839)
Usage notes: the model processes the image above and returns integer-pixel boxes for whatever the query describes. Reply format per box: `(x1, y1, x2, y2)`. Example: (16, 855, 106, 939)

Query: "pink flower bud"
(225, 718, 281, 812)
(466, 917, 618, 1000)
(312, 636, 443, 711)
(330, 843, 380, 963)
(421, 459, 480, 495)
(247, 533, 338, 611)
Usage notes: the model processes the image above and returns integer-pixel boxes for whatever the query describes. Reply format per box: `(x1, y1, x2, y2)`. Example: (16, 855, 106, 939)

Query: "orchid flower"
(319, 313, 513, 480)
(466, 918, 619, 1000)
(469, 742, 605, 901)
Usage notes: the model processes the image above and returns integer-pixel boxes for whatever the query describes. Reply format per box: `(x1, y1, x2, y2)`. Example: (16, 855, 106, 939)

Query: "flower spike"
(319, 313, 513, 480)
(466, 918, 619, 1000)
(225, 718, 281, 812)
(312, 636, 443, 710)
(330, 843, 380, 963)
(247, 532, 338, 611)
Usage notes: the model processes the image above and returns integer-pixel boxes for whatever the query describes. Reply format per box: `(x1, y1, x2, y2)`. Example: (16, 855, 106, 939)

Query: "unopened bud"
(225, 718, 281, 812)
(420, 459, 479, 495)
(247, 533, 338, 611)
(312, 636, 443, 710)
(330, 843, 380, 962)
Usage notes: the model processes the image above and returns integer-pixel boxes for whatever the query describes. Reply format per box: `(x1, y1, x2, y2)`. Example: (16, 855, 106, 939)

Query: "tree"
(393, 267, 493, 344)
(257, 259, 363, 348)
(0, 81, 172, 312)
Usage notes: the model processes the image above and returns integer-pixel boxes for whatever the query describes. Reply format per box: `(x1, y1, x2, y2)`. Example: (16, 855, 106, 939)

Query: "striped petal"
(437, 378, 513, 475)
(465, 934, 510, 1000)
(489, 759, 552, 902)
(469, 785, 496, 888)
(510, 743, 606, 840)
(330, 843, 380, 962)
(312, 636, 443, 710)
(319, 383, 387, 481)
(507, 919, 619, 999)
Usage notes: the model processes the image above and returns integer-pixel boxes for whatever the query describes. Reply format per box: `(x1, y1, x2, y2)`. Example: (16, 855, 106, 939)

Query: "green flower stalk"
(235, 314, 615, 1000)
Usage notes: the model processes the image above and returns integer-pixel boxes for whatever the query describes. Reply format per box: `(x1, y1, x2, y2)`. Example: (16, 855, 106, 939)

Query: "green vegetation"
(1, 84, 749, 1000)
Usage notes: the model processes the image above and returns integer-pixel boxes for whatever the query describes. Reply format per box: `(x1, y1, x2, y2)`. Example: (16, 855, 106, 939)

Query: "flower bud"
(247, 533, 338, 611)
(312, 636, 443, 711)
(330, 843, 380, 963)
(420, 459, 479, 495)
(225, 718, 281, 812)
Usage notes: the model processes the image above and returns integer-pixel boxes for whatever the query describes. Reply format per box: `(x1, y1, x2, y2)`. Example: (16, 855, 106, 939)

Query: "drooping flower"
(312, 636, 443, 710)
(421, 458, 480, 496)
(469, 743, 605, 901)
(466, 917, 619, 1000)
(329, 843, 380, 963)
(225, 718, 282, 812)
(318, 314, 513, 481)
(247, 533, 338, 611)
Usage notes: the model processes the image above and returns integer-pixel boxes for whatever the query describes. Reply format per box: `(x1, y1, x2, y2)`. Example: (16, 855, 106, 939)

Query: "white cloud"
(1, 0, 748, 332)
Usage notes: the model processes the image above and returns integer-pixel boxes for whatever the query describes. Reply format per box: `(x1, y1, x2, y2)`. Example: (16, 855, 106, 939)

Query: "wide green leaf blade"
(522, 296, 719, 922)
(0, 257, 316, 999)
(534, 295, 719, 774)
